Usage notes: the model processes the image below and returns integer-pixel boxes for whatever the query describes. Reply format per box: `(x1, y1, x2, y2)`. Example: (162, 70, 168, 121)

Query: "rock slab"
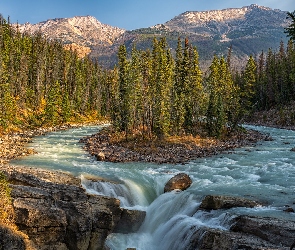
(0, 165, 145, 250)
(199, 195, 260, 210)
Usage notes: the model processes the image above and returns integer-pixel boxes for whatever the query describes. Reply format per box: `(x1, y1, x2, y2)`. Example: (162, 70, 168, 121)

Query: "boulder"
(230, 215, 295, 247)
(199, 195, 260, 210)
(113, 209, 146, 234)
(190, 227, 288, 250)
(0, 165, 144, 250)
(164, 173, 192, 193)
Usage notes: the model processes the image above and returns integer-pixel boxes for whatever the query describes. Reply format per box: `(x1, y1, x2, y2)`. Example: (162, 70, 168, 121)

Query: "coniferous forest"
(0, 13, 295, 138)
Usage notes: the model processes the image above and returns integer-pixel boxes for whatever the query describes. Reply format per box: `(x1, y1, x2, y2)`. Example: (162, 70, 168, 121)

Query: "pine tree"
(285, 11, 295, 41)
(171, 37, 185, 134)
(151, 37, 173, 138)
(44, 80, 62, 125)
(240, 55, 257, 114)
(118, 44, 130, 135)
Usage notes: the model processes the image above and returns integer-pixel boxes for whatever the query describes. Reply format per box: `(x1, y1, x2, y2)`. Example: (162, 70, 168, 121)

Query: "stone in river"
(164, 173, 192, 193)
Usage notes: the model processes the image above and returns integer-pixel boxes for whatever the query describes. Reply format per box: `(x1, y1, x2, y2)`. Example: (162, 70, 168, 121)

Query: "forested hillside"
(0, 15, 114, 132)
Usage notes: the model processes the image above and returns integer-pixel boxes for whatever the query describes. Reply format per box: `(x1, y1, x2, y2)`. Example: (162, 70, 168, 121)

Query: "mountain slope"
(162, 4, 288, 38)
(93, 4, 290, 68)
(18, 15, 125, 48)
(16, 5, 290, 69)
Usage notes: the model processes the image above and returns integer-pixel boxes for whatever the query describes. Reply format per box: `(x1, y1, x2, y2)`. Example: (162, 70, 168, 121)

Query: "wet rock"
(114, 209, 146, 234)
(290, 147, 295, 152)
(199, 195, 260, 210)
(284, 207, 294, 212)
(0, 165, 129, 250)
(164, 173, 192, 193)
(264, 135, 274, 141)
(230, 215, 295, 247)
(190, 228, 288, 250)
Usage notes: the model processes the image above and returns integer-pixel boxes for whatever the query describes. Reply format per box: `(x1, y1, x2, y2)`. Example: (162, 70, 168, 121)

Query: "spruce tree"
(241, 55, 257, 114)
(118, 44, 130, 135)
(285, 11, 295, 41)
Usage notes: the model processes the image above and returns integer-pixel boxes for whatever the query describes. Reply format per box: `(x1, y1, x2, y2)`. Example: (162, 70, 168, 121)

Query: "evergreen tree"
(117, 44, 130, 135)
(240, 55, 257, 114)
(151, 38, 173, 138)
(171, 37, 185, 134)
(285, 11, 295, 41)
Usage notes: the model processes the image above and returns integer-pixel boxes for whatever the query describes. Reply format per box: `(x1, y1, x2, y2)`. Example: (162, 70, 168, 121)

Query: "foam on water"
(10, 124, 295, 249)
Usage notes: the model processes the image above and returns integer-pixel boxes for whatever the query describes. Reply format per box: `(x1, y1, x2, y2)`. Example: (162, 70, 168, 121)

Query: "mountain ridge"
(17, 15, 125, 47)
(15, 4, 291, 68)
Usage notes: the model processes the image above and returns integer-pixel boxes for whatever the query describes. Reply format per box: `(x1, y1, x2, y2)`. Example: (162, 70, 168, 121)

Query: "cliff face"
(0, 165, 145, 250)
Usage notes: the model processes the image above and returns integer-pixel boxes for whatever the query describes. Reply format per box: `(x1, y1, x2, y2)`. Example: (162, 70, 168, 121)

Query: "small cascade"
(106, 191, 233, 250)
(81, 175, 135, 207)
(81, 175, 151, 208)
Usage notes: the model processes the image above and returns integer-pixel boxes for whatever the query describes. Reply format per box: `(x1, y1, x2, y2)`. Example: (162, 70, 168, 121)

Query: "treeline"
(0, 15, 114, 132)
(238, 40, 295, 111)
(111, 37, 295, 138)
(111, 38, 244, 138)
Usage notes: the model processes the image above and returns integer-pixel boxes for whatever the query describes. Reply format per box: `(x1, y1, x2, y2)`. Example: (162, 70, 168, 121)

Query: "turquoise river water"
(10, 125, 295, 249)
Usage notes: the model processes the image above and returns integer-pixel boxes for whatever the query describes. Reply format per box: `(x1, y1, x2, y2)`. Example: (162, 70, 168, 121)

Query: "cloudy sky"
(1, 0, 295, 30)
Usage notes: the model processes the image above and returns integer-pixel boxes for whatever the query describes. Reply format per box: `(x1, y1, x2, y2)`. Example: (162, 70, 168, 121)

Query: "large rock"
(190, 228, 288, 250)
(113, 209, 146, 234)
(0, 165, 145, 250)
(199, 195, 260, 210)
(164, 173, 192, 193)
(230, 215, 295, 248)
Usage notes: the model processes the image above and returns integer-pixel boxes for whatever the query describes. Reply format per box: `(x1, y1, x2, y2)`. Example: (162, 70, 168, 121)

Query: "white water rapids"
(10, 125, 295, 249)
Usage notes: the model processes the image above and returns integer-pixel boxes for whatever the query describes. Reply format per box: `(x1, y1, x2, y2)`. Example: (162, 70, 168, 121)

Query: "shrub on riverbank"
(0, 172, 14, 227)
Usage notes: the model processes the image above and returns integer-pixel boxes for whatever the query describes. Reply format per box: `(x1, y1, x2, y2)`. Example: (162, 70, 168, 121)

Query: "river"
(10, 125, 295, 250)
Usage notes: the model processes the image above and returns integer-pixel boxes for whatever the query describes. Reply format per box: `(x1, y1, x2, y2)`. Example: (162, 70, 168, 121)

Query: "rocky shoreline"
(80, 128, 270, 164)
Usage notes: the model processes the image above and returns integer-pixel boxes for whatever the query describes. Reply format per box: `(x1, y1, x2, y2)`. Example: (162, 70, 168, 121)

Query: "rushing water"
(10, 125, 295, 249)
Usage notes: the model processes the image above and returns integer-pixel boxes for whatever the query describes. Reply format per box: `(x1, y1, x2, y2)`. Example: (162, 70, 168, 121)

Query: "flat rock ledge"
(199, 195, 261, 210)
(80, 129, 267, 164)
(0, 165, 146, 250)
(191, 196, 295, 250)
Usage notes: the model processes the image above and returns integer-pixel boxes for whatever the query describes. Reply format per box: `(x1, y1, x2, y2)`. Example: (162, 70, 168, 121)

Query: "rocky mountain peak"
(17, 15, 125, 48)
(161, 5, 289, 38)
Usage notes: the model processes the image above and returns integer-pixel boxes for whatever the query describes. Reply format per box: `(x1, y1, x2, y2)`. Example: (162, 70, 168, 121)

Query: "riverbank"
(80, 127, 270, 164)
(245, 102, 295, 131)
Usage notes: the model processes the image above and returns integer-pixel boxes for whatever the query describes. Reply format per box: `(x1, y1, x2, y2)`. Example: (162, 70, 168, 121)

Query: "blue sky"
(1, 0, 295, 30)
